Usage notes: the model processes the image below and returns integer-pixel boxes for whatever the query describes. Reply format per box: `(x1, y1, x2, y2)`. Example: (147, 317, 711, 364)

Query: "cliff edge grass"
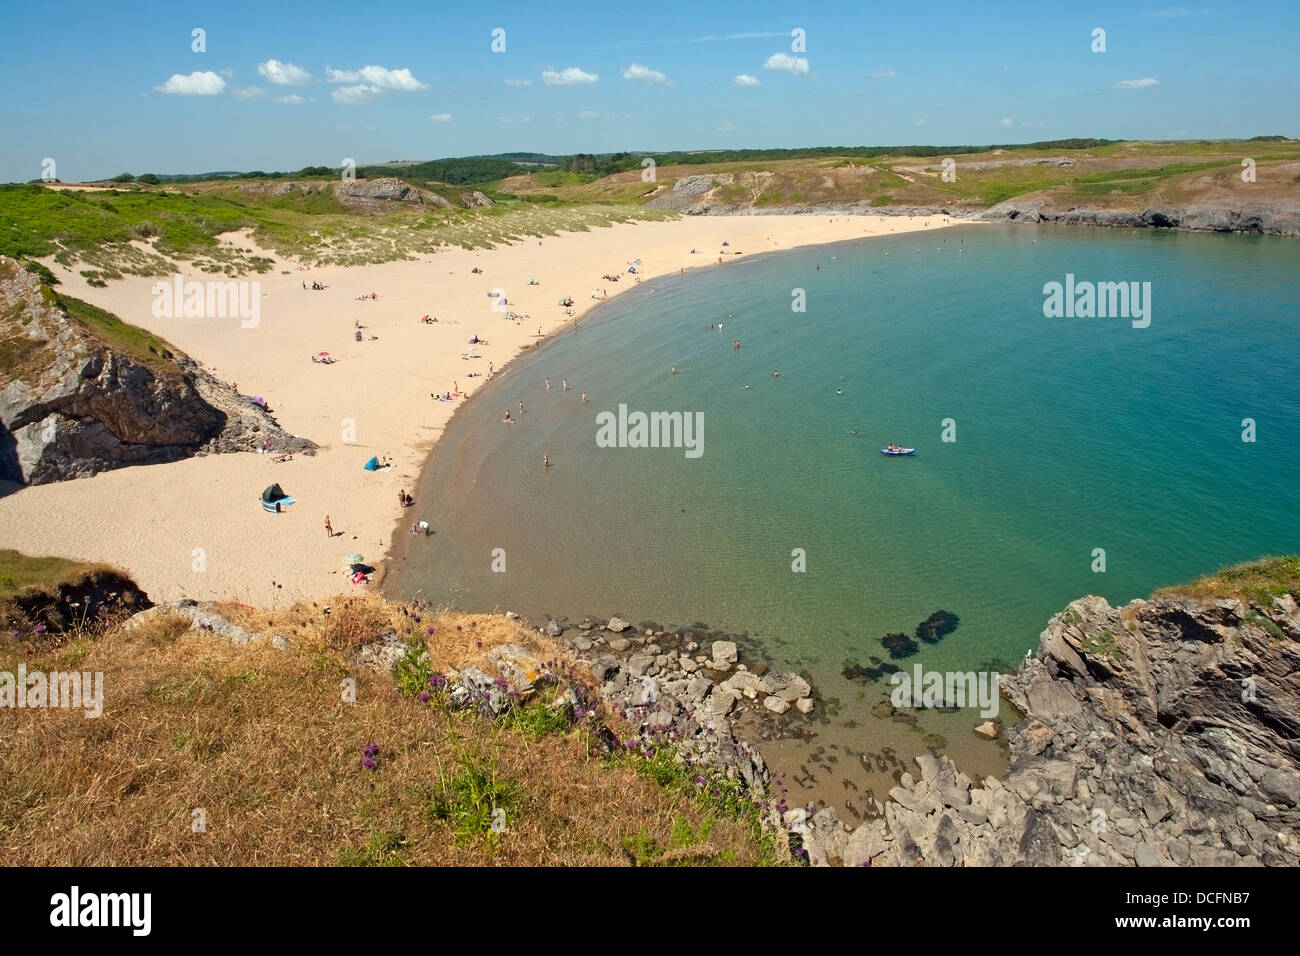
(0, 553, 781, 866)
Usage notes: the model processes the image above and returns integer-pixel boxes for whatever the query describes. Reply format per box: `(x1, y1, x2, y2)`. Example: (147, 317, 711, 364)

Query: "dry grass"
(0, 597, 778, 866)
(1154, 555, 1300, 607)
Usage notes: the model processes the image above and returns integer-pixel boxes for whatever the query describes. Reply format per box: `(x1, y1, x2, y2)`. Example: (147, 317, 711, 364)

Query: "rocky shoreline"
(522, 578, 1300, 866)
(117, 569, 1300, 867)
(646, 172, 1300, 236)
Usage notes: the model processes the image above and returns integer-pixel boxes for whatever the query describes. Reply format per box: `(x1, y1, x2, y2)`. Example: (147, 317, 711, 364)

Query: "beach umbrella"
(343, 552, 365, 567)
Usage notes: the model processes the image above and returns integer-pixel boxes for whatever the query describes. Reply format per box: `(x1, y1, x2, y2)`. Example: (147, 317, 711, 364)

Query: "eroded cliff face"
(0, 257, 315, 485)
(976, 196, 1300, 235)
(798, 578, 1300, 866)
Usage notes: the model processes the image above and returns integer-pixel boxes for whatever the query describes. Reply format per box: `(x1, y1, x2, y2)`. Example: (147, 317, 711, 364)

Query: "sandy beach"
(0, 213, 956, 605)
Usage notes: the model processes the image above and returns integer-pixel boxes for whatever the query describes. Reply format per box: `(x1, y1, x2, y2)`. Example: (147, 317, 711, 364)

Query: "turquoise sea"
(388, 224, 1300, 817)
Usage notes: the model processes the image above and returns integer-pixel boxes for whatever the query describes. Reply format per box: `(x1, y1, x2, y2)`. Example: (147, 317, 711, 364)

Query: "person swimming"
(543, 454, 551, 468)
(772, 369, 780, 377)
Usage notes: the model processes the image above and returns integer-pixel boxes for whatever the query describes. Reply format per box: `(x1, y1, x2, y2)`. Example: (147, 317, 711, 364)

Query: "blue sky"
(1, 0, 1296, 182)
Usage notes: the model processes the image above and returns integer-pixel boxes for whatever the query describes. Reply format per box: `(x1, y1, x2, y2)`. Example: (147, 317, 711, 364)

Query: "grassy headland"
(3, 137, 1295, 280)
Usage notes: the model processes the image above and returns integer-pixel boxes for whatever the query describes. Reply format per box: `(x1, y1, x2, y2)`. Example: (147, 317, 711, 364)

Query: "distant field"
(2, 138, 1294, 277)
(497, 139, 1300, 211)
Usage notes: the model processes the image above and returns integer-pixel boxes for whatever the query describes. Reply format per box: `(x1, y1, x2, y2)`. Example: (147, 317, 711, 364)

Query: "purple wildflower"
(362, 757, 377, 770)
(418, 692, 430, 703)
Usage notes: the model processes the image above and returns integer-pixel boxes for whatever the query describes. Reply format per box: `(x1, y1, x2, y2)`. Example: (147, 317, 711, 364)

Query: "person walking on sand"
(545, 377, 551, 390)
(519, 401, 525, 415)
(581, 392, 587, 403)
(562, 378, 568, 391)
(324, 515, 333, 537)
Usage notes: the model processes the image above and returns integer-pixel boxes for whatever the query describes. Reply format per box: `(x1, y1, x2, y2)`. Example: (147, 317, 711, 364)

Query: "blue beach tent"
(261, 483, 295, 513)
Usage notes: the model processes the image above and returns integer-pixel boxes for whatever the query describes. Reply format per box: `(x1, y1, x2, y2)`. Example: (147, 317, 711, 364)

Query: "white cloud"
(504, 78, 532, 87)
(1115, 77, 1161, 89)
(999, 117, 1014, 127)
(716, 121, 736, 132)
(499, 116, 532, 124)
(577, 110, 602, 120)
(325, 65, 427, 92)
(764, 52, 810, 76)
(914, 118, 927, 126)
(733, 73, 760, 87)
(541, 66, 599, 86)
(333, 84, 377, 104)
(274, 94, 304, 105)
(686, 31, 787, 43)
(622, 62, 667, 84)
(872, 68, 896, 78)
(257, 59, 312, 86)
(231, 85, 264, 99)
(155, 71, 227, 95)
(429, 112, 453, 122)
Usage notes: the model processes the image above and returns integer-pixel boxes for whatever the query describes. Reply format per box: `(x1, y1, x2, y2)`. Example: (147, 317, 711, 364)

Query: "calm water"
(388, 224, 1300, 817)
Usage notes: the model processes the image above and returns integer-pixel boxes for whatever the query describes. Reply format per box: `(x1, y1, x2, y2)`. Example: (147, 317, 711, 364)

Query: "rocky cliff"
(798, 564, 1300, 865)
(976, 196, 1300, 235)
(0, 257, 316, 486)
(231, 177, 494, 214)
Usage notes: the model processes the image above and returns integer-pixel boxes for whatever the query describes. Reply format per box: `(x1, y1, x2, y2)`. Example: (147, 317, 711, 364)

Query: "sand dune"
(0, 214, 957, 604)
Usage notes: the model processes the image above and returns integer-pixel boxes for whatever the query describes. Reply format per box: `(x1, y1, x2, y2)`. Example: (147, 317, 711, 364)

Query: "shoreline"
(0, 213, 959, 605)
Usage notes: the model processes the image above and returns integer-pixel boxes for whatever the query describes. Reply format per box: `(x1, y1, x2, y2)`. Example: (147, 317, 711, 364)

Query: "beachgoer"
(580, 392, 587, 403)
(324, 515, 333, 537)
(519, 401, 524, 415)
(543, 454, 550, 468)
(562, 378, 568, 391)
(504, 410, 512, 422)
(670, 366, 677, 375)
(545, 378, 551, 390)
